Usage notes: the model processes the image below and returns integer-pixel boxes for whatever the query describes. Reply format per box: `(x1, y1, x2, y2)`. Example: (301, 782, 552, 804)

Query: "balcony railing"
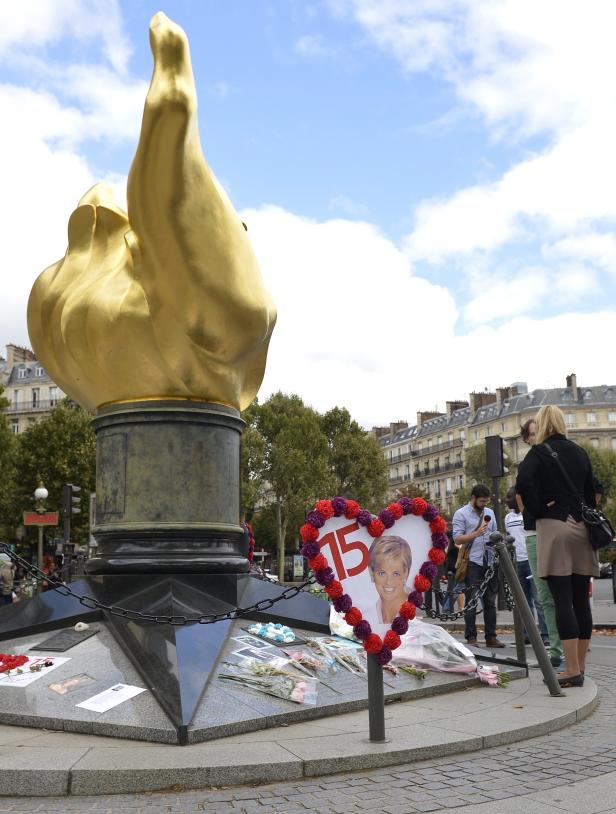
(414, 438, 463, 457)
(3, 399, 59, 413)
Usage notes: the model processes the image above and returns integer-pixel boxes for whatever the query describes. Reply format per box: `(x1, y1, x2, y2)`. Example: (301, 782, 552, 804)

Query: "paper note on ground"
(76, 683, 146, 713)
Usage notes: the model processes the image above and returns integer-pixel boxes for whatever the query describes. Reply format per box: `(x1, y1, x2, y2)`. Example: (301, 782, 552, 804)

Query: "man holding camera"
(452, 484, 506, 649)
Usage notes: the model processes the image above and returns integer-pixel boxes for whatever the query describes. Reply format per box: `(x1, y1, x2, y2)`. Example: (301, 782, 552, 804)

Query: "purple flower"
(314, 567, 335, 586)
(305, 510, 325, 528)
(378, 509, 395, 529)
(357, 509, 373, 527)
(333, 594, 353, 613)
(409, 590, 424, 608)
(420, 562, 438, 582)
(331, 496, 348, 517)
(431, 532, 448, 547)
(391, 615, 408, 635)
(301, 541, 320, 560)
(423, 504, 439, 521)
(353, 620, 372, 640)
(398, 497, 413, 515)
(375, 645, 393, 666)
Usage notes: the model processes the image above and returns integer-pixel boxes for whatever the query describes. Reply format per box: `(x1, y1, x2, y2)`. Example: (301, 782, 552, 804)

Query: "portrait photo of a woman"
(366, 535, 412, 625)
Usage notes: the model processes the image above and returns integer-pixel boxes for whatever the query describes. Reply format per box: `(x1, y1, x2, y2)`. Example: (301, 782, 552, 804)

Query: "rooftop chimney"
(446, 400, 469, 419)
(469, 391, 496, 415)
(566, 373, 579, 401)
(6, 344, 36, 367)
(416, 410, 443, 429)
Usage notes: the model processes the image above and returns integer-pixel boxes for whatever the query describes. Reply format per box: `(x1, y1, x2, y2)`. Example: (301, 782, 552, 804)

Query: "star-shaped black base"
(0, 574, 330, 744)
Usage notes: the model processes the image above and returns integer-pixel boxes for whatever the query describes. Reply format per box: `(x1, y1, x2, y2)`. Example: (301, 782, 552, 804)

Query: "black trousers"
(546, 574, 592, 640)
(464, 561, 498, 641)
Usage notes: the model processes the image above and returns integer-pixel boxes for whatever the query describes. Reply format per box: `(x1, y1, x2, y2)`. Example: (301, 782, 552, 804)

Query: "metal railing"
(4, 399, 59, 413)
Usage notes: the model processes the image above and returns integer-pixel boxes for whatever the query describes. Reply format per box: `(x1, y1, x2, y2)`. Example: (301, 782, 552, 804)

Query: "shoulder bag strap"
(542, 442, 586, 508)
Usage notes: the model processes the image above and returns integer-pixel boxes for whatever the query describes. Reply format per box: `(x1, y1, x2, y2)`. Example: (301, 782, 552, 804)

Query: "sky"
(1, 0, 615, 427)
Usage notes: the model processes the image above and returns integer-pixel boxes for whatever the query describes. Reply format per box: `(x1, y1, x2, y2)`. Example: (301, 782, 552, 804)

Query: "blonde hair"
(368, 535, 412, 575)
(535, 405, 566, 444)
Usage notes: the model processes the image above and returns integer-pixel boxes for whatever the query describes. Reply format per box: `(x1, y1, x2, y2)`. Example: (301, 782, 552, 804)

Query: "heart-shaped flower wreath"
(300, 496, 448, 666)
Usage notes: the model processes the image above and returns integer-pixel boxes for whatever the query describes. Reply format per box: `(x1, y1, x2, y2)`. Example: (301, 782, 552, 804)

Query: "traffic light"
(485, 436, 505, 477)
(62, 483, 81, 545)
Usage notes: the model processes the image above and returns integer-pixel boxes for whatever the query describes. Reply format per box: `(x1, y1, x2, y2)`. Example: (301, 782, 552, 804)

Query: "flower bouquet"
(219, 661, 317, 705)
(477, 664, 511, 688)
(392, 619, 478, 674)
(310, 639, 367, 675)
(0, 653, 28, 675)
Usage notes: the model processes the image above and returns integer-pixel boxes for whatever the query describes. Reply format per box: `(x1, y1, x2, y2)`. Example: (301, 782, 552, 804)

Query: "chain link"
(423, 558, 498, 622)
(0, 544, 315, 625)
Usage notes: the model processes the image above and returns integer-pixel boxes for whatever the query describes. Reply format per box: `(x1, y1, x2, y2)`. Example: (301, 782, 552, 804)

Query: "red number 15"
(319, 522, 370, 582)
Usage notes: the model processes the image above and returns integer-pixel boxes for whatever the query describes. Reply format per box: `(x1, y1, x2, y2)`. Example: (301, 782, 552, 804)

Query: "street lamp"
(34, 479, 48, 592)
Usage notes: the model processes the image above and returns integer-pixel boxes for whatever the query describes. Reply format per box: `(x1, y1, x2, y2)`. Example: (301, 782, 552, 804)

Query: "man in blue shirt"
(452, 483, 505, 649)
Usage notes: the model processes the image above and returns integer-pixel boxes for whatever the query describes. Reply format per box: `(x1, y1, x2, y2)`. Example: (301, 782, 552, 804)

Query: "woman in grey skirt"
(516, 405, 599, 687)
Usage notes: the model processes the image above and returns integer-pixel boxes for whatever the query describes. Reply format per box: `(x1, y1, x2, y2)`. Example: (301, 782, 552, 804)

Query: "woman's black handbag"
(544, 443, 615, 551)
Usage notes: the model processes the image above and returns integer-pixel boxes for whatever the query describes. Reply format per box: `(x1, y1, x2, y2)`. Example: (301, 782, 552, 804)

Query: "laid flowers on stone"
(477, 664, 510, 688)
(218, 665, 317, 705)
(0, 653, 29, 674)
(398, 665, 427, 680)
(247, 622, 295, 644)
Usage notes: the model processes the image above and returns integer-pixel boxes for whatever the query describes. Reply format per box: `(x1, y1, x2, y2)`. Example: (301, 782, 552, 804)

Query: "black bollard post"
(490, 532, 563, 697)
(367, 653, 388, 742)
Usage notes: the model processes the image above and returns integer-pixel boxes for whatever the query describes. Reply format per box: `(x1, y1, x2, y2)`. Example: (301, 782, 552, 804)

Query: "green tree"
(14, 399, 96, 543)
(320, 407, 388, 508)
(580, 445, 616, 564)
(0, 385, 17, 533)
(249, 393, 334, 580)
(240, 400, 267, 517)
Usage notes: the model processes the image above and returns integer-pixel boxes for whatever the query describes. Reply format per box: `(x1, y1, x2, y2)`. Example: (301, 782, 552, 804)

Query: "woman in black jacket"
(516, 405, 599, 687)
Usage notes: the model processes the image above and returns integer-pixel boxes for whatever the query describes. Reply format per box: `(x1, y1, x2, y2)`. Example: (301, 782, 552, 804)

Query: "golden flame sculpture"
(28, 12, 276, 413)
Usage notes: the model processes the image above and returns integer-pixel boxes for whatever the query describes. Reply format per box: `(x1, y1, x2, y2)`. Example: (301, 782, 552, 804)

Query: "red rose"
(368, 518, 385, 537)
(399, 601, 416, 620)
(325, 580, 344, 599)
(345, 607, 363, 626)
(364, 633, 383, 654)
(300, 523, 319, 542)
(387, 503, 404, 520)
(411, 497, 428, 515)
(415, 574, 431, 592)
(315, 499, 335, 519)
(430, 517, 446, 534)
(384, 630, 401, 650)
(429, 547, 446, 565)
(308, 553, 328, 571)
(345, 500, 361, 518)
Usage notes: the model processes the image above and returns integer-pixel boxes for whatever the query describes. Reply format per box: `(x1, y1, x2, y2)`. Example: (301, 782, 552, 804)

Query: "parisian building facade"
(0, 344, 66, 434)
(374, 374, 616, 516)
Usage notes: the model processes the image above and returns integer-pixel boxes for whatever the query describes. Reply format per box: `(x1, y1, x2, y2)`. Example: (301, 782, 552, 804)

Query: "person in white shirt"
(504, 487, 549, 646)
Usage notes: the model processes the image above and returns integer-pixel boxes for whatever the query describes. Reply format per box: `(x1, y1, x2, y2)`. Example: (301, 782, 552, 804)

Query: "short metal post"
(490, 533, 562, 696)
(367, 653, 387, 742)
(612, 561, 616, 604)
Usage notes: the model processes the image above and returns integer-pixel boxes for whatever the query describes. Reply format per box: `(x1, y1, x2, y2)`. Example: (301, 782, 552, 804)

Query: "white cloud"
(241, 205, 615, 426)
(329, 0, 616, 316)
(0, 0, 132, 73)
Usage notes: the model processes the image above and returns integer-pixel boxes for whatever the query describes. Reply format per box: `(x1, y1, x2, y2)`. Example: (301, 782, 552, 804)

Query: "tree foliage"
(0, 385, 17, 534)
(580, 443, 616, 537)
(13, 400, 96, 542)
(241, 393, 389, 580)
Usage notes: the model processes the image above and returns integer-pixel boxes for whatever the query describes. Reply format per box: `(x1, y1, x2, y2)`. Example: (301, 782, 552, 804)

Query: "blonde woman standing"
(516, 405, 599, 687)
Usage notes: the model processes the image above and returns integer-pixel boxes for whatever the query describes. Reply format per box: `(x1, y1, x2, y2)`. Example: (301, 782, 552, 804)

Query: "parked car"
(599, 562, 613, 578)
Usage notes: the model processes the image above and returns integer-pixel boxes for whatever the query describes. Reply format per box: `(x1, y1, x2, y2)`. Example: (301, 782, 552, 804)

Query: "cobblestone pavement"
(1, 663, 614, 813)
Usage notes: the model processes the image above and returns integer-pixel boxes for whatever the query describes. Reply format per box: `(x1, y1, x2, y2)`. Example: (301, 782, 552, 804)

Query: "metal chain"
(0, 544, 315, 626)
(502, 573, 516, 611)
(423, 559, 497, 622)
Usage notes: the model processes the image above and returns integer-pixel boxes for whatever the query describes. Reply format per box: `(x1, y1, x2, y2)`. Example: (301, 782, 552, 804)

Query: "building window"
(565, 413, 575, 426)
(611, 438, 616, 451)
(501, 422, 506, 433)
(587, 412, 597, 424)
(609, 412, 616, 423)
(32, 388, 40, 408)
(35, 366, 44, 377)
(448, 432, 453, 442)
(18, 367, 27, 379)
(460, 430, 465, 441)
(49, 386, 59, 405)
(591, 438, 599, 448)
(473, 431, 479, 441)
(10, 421, 18, 434)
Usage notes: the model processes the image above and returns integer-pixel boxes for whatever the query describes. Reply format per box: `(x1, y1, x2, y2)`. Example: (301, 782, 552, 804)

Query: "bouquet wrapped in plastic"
(219, 659, 317, 704)
(392, 618, 478, 674)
